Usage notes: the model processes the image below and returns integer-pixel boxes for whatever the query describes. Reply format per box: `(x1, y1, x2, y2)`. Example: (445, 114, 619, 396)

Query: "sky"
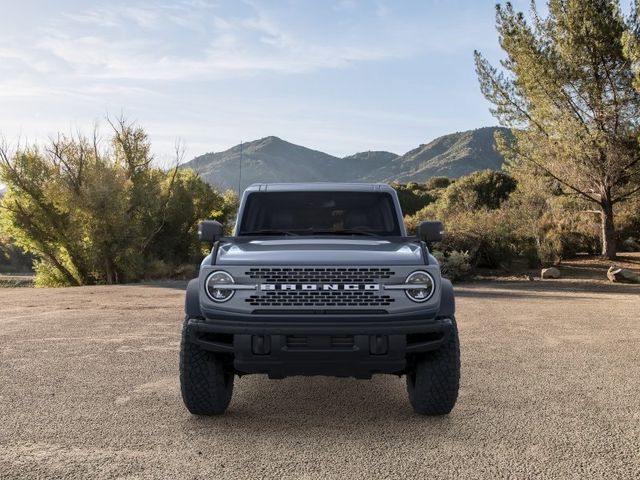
(0, 0, 531, 164)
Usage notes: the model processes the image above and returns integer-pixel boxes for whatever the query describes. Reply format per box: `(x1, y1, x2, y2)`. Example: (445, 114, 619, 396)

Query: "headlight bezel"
(205, 270, 235, 302)
(404, 270, 436, 303)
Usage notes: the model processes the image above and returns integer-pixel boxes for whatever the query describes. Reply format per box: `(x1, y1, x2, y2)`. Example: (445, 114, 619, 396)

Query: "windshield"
(238, 191, 402, 236)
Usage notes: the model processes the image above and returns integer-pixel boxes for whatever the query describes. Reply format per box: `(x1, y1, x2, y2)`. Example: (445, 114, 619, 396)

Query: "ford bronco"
(180, 183, 460, 415)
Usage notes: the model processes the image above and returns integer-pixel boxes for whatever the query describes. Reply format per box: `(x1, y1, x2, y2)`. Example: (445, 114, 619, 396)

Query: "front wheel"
(406, 317, 460, 415)
(179, 317, 234, 415)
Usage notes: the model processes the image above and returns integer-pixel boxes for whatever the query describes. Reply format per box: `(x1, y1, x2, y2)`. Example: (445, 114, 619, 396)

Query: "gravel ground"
(0, 281, 639, 479)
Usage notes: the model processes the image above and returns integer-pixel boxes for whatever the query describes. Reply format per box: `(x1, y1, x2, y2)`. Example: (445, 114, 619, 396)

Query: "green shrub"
(436, 208, 521, 268)
(538, 229, 599, 265)
(33, 259, 76, 288)
(439, 170, 516, 213)
(0, 122, 237, 287)
(145, 259, 173, 280)
(433, 250, 472, 281)
(394, 183, 437, 215)
(620, 237, 640, 252)
(425, 176, 451, 190)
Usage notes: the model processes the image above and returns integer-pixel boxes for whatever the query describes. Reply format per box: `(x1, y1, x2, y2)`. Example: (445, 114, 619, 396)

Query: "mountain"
(361, 126, 511, 183)
(182, 127, 508, 191)
(339, 151, 399, 179)
(183, 136, 344, 191)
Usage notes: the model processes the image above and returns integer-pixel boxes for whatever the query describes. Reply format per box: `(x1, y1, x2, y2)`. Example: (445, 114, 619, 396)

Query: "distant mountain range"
(182, 126, 510, 191)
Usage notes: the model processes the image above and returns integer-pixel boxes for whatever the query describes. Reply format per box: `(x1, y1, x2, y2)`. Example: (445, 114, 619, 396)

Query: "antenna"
(238, 140, 243, 193)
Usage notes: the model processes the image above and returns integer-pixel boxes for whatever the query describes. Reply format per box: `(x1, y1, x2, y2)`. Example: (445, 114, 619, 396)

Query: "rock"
(541, 267, 561, 279)
(607, 266, 640, 283)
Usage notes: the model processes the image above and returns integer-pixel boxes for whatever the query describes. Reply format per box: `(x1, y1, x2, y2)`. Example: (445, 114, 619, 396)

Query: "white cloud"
(0, 0, 500, 161)
(8, 1, 412, 84)
(2, 0, 493, 89)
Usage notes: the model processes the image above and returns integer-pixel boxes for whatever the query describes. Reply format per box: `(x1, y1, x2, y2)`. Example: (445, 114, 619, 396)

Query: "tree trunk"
(600, 200, 616, 260)
(105, 257, 114, 284)
(43, 251, 80, 286)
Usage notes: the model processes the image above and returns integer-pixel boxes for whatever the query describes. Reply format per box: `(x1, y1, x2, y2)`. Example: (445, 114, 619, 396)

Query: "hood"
(215, 238, 424, 266)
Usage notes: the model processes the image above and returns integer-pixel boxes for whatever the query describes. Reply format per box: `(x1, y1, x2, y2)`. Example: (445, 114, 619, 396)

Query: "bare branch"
(612, 183, 640, 203)
(139, 141, 183, 253)
(516, 149, 601, 203)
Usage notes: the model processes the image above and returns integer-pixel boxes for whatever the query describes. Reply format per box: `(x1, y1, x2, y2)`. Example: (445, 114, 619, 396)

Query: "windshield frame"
(235, 190, 406, 237)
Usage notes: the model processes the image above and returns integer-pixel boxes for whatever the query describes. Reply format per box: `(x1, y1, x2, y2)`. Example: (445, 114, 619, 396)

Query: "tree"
(475, 0, 640, 259)
(0, 120, 230, 286)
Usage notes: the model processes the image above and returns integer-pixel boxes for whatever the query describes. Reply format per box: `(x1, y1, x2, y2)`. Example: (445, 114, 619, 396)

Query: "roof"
(244, 182, 397, 193)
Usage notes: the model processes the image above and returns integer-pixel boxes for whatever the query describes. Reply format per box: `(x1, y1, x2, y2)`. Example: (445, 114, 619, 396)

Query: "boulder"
(607, 266, 640, 283)
(541, 267, 561, 279)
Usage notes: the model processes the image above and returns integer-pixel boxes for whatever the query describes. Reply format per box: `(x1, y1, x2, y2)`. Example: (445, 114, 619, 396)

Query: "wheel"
(406, 317, 460, 415)
(179, 317, 234, 415)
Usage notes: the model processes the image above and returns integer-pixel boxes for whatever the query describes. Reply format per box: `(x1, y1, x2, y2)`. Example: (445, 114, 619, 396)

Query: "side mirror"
(417, 220, 444, 243)
(198, 220, 224, 243)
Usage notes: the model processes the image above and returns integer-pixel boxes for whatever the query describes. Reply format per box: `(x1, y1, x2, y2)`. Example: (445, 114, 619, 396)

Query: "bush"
(0, 121, 236, 287)
(538, 229, 599, 264)
(144, 260, 197, 280)
(535, 206, 600, 264)
(425, 176, 451, 190)
(439, 170, 516, 213)
(33, 259, 76, 288)
(433, 250, 472, 281)
(441, 213, 518, 268)
(620, 237, 640, 252)
(394, 182, 437, 215)
(405, 174, 523, 269)
(403, 162, 636, 272)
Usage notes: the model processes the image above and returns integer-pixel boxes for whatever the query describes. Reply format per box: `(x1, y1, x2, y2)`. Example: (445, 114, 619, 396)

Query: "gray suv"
(180, 183, 460, 415)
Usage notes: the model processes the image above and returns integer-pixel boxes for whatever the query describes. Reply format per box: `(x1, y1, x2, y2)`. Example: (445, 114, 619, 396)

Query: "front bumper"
(187, 315, 453, 378)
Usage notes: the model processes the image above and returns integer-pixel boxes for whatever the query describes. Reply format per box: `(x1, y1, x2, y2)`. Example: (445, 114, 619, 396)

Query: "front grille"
(244, 266, 397, 308)
(245, 267, 394, 283)
(246, 290, 394, 307)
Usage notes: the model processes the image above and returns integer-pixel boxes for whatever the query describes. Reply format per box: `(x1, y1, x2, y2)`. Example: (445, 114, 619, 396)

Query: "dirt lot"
(0, 281, 639, 479)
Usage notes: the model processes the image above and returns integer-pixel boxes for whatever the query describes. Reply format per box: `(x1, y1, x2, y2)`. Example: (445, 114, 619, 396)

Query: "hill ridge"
(181, 126, 509, 191)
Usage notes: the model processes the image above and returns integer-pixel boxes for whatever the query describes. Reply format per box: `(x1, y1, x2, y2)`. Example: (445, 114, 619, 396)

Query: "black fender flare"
(437, 278, 455, 318)
(185, 278, 203, 318)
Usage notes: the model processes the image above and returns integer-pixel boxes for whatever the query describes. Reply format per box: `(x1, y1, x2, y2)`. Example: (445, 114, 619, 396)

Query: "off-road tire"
(406, 317, 460, 415)
(180, 317, 234, 415)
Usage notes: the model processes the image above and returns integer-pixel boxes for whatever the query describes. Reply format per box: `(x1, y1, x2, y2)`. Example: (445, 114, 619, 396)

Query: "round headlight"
(405, 271, 435, 302)
(205, 271, 235, 302)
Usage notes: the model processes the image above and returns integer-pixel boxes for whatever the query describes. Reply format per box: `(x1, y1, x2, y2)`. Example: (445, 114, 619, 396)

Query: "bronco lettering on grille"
(260, 284, 380, 291)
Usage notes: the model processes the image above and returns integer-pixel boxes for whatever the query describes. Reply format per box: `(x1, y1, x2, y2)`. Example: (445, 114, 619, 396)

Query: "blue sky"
(0, 0, 530, 163)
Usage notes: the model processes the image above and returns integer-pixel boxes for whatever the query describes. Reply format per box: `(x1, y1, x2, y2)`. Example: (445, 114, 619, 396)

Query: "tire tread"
(407, 317, 460, 415)
(179, 317, 234, 415)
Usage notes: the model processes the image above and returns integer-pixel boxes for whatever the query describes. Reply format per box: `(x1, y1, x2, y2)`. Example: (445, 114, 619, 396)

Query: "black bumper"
(187, 315, 453, 379)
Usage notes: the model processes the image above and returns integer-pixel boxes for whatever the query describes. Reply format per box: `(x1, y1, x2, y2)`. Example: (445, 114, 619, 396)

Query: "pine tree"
(475, 0, 640, 259)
